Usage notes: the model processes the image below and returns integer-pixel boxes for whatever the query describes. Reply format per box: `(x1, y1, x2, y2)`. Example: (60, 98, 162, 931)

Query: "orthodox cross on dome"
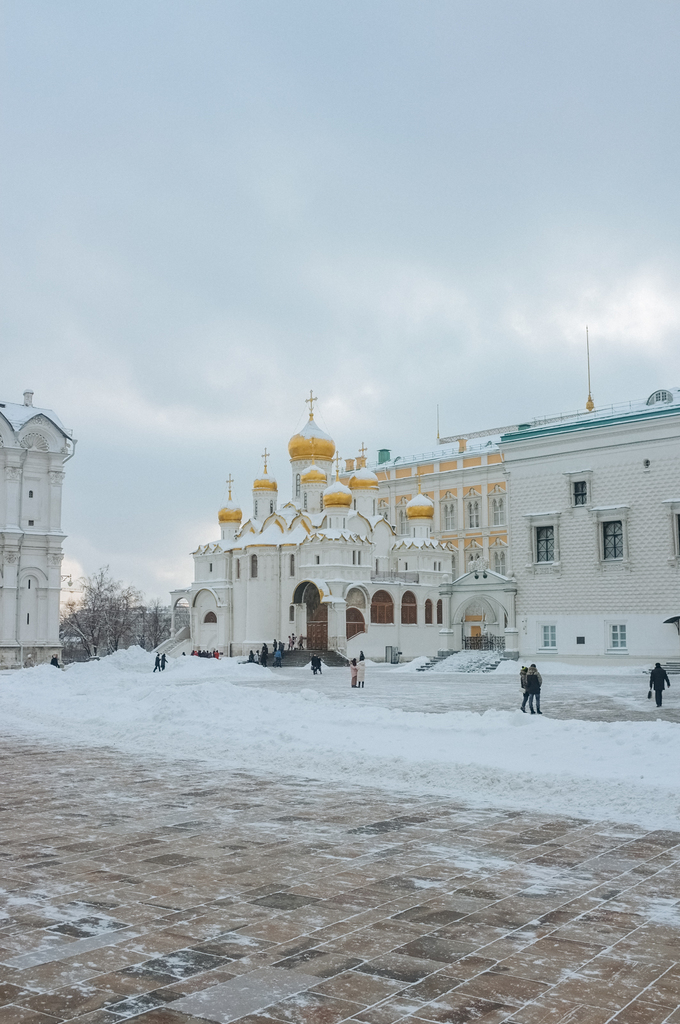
(334, 451, 341, 479)
(261, 448, 270, 473)
(358, 442, 367, 459)
(306, 390, 318, 419)
(226, 474, 234, 500)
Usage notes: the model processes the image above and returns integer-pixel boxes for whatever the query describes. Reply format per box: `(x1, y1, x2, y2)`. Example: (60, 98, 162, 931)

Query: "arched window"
(647, 389, 673, 406)
(289, 604, 295, 622)
(398, 509, 408, 535)
(203, 611, 217, 623)
(346, 607, 366, 639)
(425, 599, 433, 624)
(443, 503, 456, 530)
(401, 591, 417, 625)
(493, 550, 506, 575)
(250, 554, 258, 578)
(467, 500, 480, 528)
(451, 554, 457, 577)
(492, 497, 505, 526)
(370, 590, 394, 624)
(296, 473, 301, 497)
(436, 599, 443, 624)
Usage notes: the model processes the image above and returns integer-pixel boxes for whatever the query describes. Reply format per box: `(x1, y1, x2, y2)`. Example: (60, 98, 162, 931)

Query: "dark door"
(307, 603, 328, 649)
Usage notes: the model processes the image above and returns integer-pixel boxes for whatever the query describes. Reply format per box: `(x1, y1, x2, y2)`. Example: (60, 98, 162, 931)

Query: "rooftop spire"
(226, 474, 234, 501)
(305, 389, 317, 419)
(585, 326, 595, 412)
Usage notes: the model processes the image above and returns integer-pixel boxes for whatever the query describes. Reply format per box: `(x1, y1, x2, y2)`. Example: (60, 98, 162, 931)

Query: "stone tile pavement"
(1, 740, 679, 1024)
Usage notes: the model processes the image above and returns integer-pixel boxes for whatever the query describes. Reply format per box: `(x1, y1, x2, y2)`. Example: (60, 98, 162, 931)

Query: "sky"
(2, 0, 680, 599)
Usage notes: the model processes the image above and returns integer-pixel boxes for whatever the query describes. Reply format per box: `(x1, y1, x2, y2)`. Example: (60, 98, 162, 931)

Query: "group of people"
(310, 655, 323, 675)
(153, 653, 168, 671)
(520, 661, 673, 714)
(287, 635, 305, 650)
(350, 652, 366, 688)
(247, 640, 288, 668)
(191, 649, 219, 659)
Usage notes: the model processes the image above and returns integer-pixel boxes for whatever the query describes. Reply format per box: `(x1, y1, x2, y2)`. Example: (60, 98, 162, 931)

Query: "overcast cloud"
(2, 0, 679, 597)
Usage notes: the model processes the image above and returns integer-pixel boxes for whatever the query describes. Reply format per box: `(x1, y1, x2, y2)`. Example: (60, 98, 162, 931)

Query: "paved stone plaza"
(1, 724, 680, 1024)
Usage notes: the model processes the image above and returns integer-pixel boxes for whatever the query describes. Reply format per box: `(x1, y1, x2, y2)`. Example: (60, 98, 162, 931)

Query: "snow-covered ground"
(1, 648, 678, 831)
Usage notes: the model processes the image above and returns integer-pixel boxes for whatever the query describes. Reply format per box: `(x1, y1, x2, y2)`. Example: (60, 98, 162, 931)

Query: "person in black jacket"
(649, 663, 671, 707)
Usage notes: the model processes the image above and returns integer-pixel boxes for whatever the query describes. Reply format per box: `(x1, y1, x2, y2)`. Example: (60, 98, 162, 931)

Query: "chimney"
(23, 390, 34, 407)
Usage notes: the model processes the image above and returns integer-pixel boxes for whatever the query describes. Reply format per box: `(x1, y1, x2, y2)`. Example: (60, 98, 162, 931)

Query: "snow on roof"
(0, 399, 70, 436)
(298, 416, 333, 442)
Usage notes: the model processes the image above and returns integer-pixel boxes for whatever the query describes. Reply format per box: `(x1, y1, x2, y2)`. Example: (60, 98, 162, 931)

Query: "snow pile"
(1, 649, 679, 829)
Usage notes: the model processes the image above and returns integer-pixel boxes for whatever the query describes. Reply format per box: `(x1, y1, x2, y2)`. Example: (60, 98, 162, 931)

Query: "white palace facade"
(168, 388, 680, 664)
(0, 391, 75, 668)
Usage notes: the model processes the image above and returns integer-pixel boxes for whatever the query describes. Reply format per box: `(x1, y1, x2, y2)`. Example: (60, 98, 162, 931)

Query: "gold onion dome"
(288, 416, 335, 461)
(301, 463, 327, 484)
(349, 467, 379, 490)
(218, 501, 242, 523)
(406, 492, 434, 519)
(253, 472, 277, 491)
(323, 479, 352, 508)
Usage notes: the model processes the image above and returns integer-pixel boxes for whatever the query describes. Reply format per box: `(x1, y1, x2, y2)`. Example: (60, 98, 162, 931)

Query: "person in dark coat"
(247, 650, 255, 663)
(261, 644, 268, 668)
(50, 655, 60, 669)
(649, 663, 671, 707)
(525, 664, 542, 714)
(160, 653, 167, 671)
(520, 666, 529, 711)
(154, 653, 161, 672)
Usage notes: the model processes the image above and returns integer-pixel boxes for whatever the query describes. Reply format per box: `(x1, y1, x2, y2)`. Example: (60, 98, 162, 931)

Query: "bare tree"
(60, 567, 143, 659)
(136, 600, 172, 651)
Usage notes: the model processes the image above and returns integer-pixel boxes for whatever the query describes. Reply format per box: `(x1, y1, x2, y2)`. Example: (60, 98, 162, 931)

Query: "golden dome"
(406, 492, 434, 519)
(349, 467, 379, 490)
(301, 464, 327, 484)
(323, 479, 352, 508)
(218, 503, 242, 523)
(253, 473, 278, 491)
(288, 415, 335, 461)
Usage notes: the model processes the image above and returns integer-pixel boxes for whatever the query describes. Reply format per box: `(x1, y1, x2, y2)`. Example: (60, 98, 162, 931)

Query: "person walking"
(310, 655, 319, 676)
(525, 664, 542, 714)
(261, 643, 268, 668)
(356, 657, 365, 688)
(160, 653, 167, 671)
(350, 658, 358, 687)
(520, 666, 529, 711)
(649, 663, 671, 707)
(154, 653, 161, 672)
(274, 647, 282, 668)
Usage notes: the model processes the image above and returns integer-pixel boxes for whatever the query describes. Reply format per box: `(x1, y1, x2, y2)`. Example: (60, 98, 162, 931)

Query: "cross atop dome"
(261, 448, 270, 473)
(305, 390, 317, 419)
(226, 474, 234, 500)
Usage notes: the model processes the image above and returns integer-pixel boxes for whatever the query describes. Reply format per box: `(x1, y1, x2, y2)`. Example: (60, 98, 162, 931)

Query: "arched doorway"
(460, 597, 502, 650)
(293, 582, 327, 649)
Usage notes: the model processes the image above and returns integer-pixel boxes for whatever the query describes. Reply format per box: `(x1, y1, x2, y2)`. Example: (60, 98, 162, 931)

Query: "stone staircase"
(661, 661, 680, 674)
(417, 651, 504, 673)
(273, 649, 349, 668)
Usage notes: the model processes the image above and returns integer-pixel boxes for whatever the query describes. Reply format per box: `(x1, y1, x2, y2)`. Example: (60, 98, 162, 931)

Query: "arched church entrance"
(293, 581, 327, 649)
(460, 597, 505, 650)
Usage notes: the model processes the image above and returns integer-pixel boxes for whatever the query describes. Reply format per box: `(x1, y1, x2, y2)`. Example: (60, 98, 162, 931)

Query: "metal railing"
(463, 635, 506, 651)
(371, 571, 420, 584)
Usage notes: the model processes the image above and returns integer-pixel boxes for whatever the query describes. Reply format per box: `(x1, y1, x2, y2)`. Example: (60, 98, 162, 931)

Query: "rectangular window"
(576, 636, 585, 644)
(315, 554, 320, 565)
(536, 526, 554, 562)
(289, 554, 295, 576)
(28, 520, 34, 526)
(541, 625, 556, 648)
(603, 520, 623, 560)
(357, 551, 361, 565)
(236, 559, 240, 579)
(610, 624, 627, 649)
(573, 481, 588, 506)
(352, 551, 356, 565)
(209, 563, 213, 573)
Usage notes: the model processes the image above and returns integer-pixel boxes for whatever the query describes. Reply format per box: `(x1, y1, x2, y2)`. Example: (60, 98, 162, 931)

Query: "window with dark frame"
(603, 520, 623, 560)
(370, 590, 394, 624)
(251, 554, 258, 578)
(425, 599, 433, 624)
(290, 554, 295, 576)
(401, 590, 417, 624)
(573, 481, 587, 505)
(536, 525, 554, 562)
(436, 599, 443, 624)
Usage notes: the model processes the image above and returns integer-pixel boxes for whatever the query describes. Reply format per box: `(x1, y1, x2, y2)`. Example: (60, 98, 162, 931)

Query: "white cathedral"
(0, 391, 75, 669)
(168, 387, 680, 665)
